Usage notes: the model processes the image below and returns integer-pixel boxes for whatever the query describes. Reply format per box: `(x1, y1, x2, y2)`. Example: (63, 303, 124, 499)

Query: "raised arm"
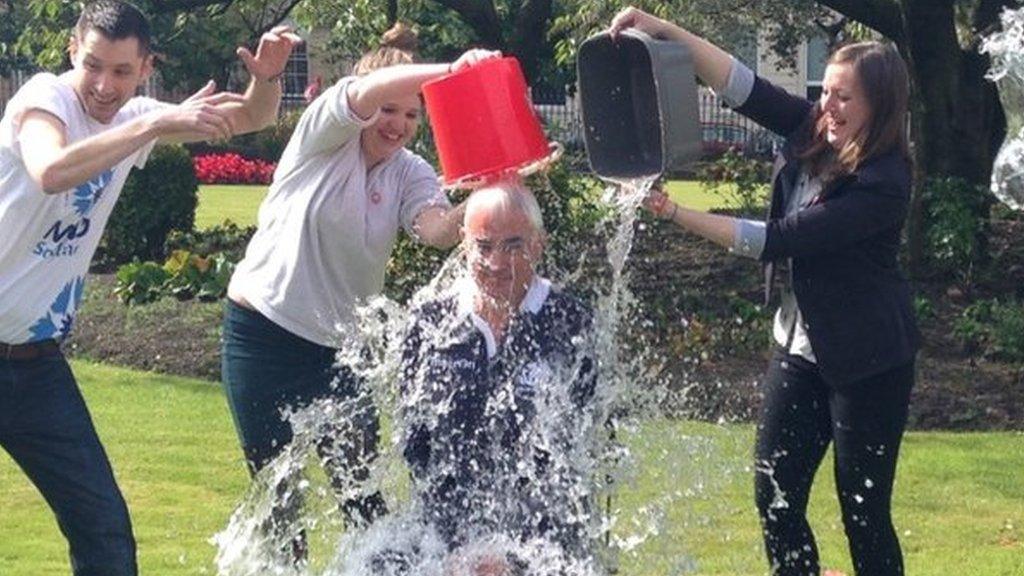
(412, 200, 466, 249)
(609, 6, 734, 92)
(610, 6, 812, 137)
(344, 48, 500, 120)
(162, 25, 303, 143)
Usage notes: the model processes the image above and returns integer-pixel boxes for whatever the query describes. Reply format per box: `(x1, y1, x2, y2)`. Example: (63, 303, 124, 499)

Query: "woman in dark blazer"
(610, 7, 919, 576)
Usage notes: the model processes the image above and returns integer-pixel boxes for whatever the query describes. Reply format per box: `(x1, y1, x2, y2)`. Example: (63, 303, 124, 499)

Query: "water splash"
(982, 6, 1024, 210)
(212, 175, 743, 575)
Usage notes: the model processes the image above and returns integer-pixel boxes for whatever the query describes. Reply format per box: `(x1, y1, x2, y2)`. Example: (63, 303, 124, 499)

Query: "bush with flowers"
(193, 153, 276, 185)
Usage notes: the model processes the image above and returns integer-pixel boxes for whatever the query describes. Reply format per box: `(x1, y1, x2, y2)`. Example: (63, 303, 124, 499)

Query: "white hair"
(463, 179, 545, 235)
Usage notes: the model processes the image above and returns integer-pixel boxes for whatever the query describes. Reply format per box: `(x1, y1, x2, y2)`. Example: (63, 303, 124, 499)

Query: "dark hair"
(352, 22, 418, 76)
(75, 1, 152, 55)
(798, 41, 910, 178)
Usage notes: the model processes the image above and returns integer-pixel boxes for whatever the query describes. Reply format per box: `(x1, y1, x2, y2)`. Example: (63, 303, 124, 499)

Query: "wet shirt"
(399, 277, 597, 553)
(0, 72, 165, 344)
(228, 76, 449, 348)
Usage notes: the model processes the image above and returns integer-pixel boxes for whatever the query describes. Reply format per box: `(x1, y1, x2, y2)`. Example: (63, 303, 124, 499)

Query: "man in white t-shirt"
(0, 2, 300, 574)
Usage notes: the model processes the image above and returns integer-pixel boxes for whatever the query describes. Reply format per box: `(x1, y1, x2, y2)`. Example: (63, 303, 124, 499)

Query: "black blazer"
(735, 76, 920, 387)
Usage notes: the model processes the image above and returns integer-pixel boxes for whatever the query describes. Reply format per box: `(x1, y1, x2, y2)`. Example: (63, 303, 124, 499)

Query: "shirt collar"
(454, 275, 552, 359)
(455, 274, 551, 317)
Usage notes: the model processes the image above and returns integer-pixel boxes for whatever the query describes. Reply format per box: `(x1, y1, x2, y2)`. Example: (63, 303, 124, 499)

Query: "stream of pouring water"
(212, 176, 745, 576)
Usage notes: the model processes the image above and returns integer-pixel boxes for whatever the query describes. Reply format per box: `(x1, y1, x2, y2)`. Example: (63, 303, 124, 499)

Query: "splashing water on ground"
(212, 176, 746, 576)
(982, 6, 1024, 210)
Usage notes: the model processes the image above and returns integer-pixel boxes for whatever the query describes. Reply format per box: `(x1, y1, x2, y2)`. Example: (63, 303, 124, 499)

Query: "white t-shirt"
(0, 72, 165, 344)
(228, 76, 449, 348)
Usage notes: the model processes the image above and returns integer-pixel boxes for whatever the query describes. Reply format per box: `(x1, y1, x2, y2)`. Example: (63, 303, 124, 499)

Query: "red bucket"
(423, 57, 550, 186)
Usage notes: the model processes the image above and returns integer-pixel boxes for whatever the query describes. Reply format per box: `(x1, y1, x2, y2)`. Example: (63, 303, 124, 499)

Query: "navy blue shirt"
(399, 279, 596, 555)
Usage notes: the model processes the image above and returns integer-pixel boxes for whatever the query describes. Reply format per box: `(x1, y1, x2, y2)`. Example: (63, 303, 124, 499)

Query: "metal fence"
(530, 85, 781, 158)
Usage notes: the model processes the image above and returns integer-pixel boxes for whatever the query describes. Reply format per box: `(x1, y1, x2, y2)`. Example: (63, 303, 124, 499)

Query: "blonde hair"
(798, 41, 911, 179)
(352, 22, 418, 75)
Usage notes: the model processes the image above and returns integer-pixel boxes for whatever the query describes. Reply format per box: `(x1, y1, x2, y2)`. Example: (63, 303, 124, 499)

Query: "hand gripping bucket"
(577, 30, 701, 179)
(423, 57, 561, 188)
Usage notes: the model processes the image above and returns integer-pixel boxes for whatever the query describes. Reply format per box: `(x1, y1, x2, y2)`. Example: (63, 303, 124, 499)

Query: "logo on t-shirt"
(32, 169, 112, 260)
(28, 276, 85, 342)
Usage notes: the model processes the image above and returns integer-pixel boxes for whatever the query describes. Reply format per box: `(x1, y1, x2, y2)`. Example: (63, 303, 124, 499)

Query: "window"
(806, 34, 829, 100)
(282, 42, 309, 104)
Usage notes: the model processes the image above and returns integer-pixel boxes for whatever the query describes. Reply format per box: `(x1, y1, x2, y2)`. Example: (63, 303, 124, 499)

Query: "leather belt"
(0, 339, 61, 361)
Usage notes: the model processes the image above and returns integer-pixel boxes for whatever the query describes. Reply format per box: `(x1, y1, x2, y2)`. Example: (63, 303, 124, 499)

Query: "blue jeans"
(220, 300, 384, 526)
(0, 353, 137, 576)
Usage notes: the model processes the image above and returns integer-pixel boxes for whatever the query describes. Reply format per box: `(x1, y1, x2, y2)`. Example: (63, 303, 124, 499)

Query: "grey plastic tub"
(577, 30, 701, 179)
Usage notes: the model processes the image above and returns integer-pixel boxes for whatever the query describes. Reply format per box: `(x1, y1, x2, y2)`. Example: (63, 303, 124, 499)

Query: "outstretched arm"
(609, 6, 734, 91)
(644, 186, 739, 250)
(19, 87, 244, 194)
(412, 200, 467, 249)
(344, 48, 500, 120)
(162, 25, 303, 142)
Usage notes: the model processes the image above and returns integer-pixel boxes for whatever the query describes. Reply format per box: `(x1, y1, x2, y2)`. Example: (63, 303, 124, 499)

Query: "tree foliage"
(19, 0, 300, 89)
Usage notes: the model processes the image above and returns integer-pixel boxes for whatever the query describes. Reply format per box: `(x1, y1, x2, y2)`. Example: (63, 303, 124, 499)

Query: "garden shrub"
(114, 250, 235, 305)
(162, 250, 235, 301)
(697, 147, 771, 218)
(921, 176, 990, 289)
(114, 261, 170, 306)
(954, 298, 1024, 362)
(165, 221, 256, 263)
(98, 144, 198, 267)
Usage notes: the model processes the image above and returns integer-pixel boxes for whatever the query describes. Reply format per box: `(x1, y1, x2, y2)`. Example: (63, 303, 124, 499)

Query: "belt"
(0, 339, 61, 361)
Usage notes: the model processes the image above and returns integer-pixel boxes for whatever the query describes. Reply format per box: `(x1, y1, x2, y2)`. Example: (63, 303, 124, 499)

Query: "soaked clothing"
(399, 277, 597, 557)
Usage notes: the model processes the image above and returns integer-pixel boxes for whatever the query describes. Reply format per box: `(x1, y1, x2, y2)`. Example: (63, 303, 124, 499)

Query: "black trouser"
(754, 349, 914, 576)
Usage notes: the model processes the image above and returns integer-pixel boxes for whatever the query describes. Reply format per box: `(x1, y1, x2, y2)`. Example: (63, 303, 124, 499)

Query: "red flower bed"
(193, 153, 276, 185)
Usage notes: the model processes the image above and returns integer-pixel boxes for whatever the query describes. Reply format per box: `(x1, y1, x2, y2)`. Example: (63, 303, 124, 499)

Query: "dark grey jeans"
(0, 352, 136, 576)
(220, 300, 386, 541)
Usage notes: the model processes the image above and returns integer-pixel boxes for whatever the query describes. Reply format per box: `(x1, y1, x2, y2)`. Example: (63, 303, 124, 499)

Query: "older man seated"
(396, 180, 600, 573)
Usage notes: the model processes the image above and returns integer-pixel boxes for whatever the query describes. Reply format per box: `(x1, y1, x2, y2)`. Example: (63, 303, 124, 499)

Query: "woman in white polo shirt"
(221, 23, 498, 550)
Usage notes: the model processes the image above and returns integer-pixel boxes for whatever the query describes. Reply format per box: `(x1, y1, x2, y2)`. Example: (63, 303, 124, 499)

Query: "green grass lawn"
(1, 362, 1021, 575)
(195, 184, 269, 229)
(663, 180, 727, 212)
(192, 181, 733, 232)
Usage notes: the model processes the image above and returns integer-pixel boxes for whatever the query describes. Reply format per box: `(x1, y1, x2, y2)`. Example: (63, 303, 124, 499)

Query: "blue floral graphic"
(28, 276, 86, 341)
(73, 170, 113, 217)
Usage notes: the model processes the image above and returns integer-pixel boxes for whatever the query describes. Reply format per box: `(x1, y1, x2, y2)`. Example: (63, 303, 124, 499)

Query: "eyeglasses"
(468, 237, 527, 257)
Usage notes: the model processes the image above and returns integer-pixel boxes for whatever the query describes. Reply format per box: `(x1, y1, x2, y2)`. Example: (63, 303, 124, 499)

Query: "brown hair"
(352, 22, 418, 75)
(798, 41, 910, 179)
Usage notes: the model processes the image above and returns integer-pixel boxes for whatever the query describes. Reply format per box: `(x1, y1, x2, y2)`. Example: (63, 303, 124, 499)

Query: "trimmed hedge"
(97, 144, 198, 267)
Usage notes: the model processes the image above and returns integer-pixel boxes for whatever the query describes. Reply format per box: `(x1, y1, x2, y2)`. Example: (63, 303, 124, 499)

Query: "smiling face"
(464, 200, 543, 312)
(820, 62, 871, 151)
(361, 94, 421, 166)
(68, 29, 152, 124)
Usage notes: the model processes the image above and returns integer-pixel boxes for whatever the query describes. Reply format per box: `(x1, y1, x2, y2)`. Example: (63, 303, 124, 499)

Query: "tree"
(293, 0, 561, 85)
(816, 0, 1020, 272)
(0, 1, 35, 77)
(20, 0, 301, 90)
